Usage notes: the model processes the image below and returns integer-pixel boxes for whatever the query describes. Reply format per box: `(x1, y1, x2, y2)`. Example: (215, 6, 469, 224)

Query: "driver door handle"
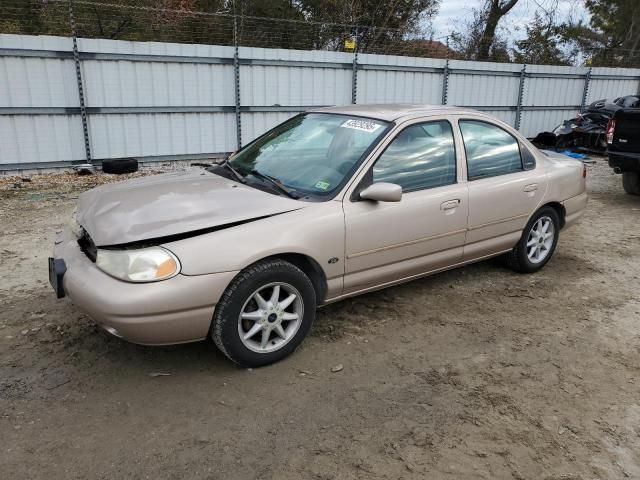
(440, 199, 460, 210)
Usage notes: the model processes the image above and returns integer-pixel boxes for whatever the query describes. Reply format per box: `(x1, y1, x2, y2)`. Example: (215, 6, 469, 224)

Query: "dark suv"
(607, 109, 640, 195)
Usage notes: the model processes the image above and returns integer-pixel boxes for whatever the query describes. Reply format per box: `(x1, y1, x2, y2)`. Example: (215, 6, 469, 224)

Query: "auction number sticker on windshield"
(341, 119, 382, 133)
(315, 181, 331, 191)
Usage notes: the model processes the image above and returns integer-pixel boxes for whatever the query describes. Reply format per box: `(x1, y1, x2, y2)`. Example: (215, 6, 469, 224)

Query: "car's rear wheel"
(622, 172, 640, 195)
(211, 259, 316, 367)
(504, 206, 560, 273)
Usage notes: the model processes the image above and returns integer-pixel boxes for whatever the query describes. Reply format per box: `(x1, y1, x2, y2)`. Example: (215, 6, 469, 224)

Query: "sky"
(430, 0, 590, 43)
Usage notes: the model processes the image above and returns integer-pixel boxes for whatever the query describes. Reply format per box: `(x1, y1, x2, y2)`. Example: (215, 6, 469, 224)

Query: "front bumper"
(52, 228, 239, 345)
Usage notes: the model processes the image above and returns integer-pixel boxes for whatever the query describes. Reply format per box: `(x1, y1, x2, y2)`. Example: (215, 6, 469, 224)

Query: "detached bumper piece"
(48, 257, 67, 298)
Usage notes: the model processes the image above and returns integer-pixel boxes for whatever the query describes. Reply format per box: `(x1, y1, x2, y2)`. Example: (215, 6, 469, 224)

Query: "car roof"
(308, 104, 485, 122)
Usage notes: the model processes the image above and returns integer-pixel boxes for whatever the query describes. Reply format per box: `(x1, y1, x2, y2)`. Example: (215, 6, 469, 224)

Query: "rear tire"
(211, 259, 316, 367)
(622, 172, 640, 195)
(504, 206, 560, 273)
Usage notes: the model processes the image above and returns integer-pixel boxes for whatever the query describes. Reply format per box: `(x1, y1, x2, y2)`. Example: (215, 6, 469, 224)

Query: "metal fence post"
(441, 37, 450, 105)
(441, 59, 450, 105)
(515, 64, 526, 130)
(68, 0, 91, 163)
(233, 15, 242, 149)
(580, 67, 592, 113)
(351, 28, 359, 104)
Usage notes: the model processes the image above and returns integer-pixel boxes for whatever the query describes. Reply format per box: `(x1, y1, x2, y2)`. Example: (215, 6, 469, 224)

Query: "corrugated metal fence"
(2, 33, 640, 171)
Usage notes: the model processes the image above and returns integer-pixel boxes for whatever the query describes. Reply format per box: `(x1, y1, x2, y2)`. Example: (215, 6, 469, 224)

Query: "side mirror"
(359, 182, 402, 202)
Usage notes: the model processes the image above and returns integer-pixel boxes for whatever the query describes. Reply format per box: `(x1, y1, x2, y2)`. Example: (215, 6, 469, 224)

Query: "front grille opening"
(78, 229, 97, 263)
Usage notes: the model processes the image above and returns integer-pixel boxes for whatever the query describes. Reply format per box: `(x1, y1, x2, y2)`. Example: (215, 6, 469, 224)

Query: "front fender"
(163, 202, 345, 282)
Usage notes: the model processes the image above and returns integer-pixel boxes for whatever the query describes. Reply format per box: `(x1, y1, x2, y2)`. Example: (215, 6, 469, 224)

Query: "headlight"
(96, 247, 181, 283)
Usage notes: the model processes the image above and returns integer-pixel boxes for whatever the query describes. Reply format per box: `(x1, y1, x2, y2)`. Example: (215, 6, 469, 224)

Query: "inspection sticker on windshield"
(341, 119, 382, 133)
(315, 181, 331, 191)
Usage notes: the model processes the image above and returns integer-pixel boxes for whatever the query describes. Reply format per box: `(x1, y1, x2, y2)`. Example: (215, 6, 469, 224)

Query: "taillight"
(582, 163, 587, 178)
(606, 119, 616, 144)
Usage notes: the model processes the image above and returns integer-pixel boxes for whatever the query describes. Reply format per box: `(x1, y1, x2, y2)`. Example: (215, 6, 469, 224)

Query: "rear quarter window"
(520, 143, 536, 170)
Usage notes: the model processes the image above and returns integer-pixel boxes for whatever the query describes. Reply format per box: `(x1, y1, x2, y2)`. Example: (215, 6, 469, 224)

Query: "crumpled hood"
(76, 170, 304, 246)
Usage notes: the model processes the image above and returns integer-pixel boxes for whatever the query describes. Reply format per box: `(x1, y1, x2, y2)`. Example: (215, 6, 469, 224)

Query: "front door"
(342, 119, 468, 295)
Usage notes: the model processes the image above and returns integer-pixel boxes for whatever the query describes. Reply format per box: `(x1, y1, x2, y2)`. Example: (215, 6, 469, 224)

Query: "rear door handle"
(523, 183, 538, 193)
(440, 199, 460, 210)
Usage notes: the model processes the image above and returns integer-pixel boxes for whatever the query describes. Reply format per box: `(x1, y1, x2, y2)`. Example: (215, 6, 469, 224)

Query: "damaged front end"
(74, 170, 305, 246)
(532, 112, 610, 152)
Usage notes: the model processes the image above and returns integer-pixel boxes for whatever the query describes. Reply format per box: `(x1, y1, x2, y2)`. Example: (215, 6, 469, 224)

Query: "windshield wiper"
(220, 160, 245, 183)
(248, 169, 300, 199)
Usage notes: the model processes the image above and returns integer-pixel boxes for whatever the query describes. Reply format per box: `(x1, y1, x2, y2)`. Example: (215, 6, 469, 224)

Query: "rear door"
(458, 118, 547, 261)
(342, 119, 468, 294)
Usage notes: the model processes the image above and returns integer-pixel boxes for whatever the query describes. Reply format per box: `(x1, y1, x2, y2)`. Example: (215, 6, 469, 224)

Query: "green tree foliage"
(586, 0, 640, 50)
(1, 0, 70, 36)
(1, 1, 44, 34)
(555, 0, 640, 67)
(0, 0, 439, 54)
(234, 0, 319, 50)
(513, 11, 571, 65)
(583, 0, 640, 65)
(298, 0, 438, 32)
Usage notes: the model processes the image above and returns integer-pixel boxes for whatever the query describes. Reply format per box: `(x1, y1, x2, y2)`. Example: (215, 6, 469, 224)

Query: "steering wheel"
(337, 161, 353, 175)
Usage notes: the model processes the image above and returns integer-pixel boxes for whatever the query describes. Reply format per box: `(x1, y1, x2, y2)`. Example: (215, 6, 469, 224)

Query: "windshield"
(228, 113, 389, 198)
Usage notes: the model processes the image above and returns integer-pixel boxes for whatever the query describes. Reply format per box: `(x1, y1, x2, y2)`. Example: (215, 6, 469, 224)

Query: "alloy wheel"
(237, 282, 303, 354)
(526, 216, 555, 264)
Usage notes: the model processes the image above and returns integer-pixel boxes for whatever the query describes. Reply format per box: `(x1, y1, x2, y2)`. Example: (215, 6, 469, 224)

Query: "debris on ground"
(559, 150, 587, 159)
(72, 164, 96, 176)
(0, 167, 175, 200)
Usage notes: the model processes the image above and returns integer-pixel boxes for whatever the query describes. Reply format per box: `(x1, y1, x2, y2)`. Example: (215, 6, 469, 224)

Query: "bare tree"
(476, 0, 519, 60)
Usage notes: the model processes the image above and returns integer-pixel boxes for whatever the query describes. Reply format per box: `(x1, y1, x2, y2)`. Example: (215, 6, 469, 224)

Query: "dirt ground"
(1, 159, 639, 480)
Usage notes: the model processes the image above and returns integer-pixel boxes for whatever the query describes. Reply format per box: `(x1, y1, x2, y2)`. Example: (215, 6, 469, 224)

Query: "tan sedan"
(50, 105, 588, 367)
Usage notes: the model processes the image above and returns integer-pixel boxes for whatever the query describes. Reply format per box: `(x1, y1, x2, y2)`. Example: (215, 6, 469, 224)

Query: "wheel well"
(263, 253, 328, 305)
(543, 202, 566, 228)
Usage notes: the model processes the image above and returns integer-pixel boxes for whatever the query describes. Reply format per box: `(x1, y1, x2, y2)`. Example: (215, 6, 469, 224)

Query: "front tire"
(211, 259, 316, 367)
(504, 206, 560, 273)
(622, 172, 640, 195)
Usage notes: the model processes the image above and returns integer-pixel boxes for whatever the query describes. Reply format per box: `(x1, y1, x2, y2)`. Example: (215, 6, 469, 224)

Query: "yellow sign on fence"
(344, 38, 356, 51)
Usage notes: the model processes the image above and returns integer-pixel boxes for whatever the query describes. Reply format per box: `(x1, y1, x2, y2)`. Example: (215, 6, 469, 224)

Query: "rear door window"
(459, 120, 523, 180)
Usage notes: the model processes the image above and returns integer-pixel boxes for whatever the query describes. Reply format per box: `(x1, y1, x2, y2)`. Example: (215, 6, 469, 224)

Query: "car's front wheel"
(211, 259, 316, 367)
(504, 206, 560, 273)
